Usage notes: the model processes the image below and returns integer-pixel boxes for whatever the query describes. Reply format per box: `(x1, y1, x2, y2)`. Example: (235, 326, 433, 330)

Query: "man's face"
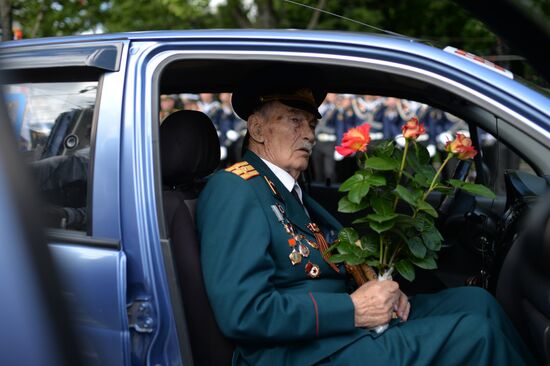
(255, 102, 317, 179)
(161, 97, 175, 111)
(200, 93, 214, 103)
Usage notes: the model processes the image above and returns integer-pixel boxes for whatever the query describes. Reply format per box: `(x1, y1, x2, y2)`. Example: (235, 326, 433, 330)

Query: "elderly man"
(196, 69, 534, 365)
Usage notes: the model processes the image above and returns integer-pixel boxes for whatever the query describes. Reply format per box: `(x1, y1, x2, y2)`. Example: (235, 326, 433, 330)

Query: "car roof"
(1, 29, 548, 121)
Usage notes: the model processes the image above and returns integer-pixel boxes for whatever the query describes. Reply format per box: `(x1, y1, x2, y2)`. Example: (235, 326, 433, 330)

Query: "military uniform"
(196, 150, 534, 366)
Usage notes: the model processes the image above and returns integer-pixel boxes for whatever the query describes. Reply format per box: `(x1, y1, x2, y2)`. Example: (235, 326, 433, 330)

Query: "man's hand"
(394, 290, 410, 321)
(350, 280, 403, 328)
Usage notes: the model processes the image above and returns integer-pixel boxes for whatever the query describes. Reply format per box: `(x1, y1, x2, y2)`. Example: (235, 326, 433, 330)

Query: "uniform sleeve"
(196, 172, 356, 345)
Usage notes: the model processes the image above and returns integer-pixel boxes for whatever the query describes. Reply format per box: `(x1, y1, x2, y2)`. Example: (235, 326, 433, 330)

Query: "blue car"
(1, 29, 549, 365)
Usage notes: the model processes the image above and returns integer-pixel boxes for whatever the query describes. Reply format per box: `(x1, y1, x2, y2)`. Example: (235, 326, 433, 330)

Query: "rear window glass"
(3, 82, 97, 231)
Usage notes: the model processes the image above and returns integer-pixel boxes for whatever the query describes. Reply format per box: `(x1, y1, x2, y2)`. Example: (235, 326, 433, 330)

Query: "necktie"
(292, 184, 302, 204)
(292, 184, 309, 216)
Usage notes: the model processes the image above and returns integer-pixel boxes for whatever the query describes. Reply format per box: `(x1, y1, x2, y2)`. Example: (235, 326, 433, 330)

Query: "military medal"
(284, 223, 294, 235)
(298, 243, 310, 257)
(289, 249, 302, 265)
(305, 238, 319, 249)
(267, 177, 335, 277)
(305, 261, 320, 278)
(271, 205, 284, 222)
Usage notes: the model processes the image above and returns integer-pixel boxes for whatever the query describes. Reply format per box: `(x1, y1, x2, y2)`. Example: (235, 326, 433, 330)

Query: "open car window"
(155, 55, 547, 292)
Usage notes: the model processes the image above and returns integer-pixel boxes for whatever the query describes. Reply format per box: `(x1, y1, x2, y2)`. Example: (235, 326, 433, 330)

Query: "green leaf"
(392, 146, 404, 164)
(407, 236, 427, 258)
(416, 199, 439, 218)
(334, 242, 354, 255)
(348, 181, 370, 204)
(338, 227, 359, 245)
(413, 141, 431, 165)
(448, 180, 496, 199)
(394, 185, 418, 208)
(339, 172, 377, 204)
(360, 234, 379, 255)
(329, 253, 350, 263)
(373, 139, 395, 157)
(433, 184, 453, 194)
(367, 212, 398, 223)
(338, 196, 369, 213)
(421, 229, 443, 251)
(368, 219, 395, 233)
(371, 196, 394, 216)
(365, 175, 386, 187)
(395, 260, 416, 281)
(411, 256, 438, 270)
(412, 172, 431, 188)
(394, 214, 417, 229)
(416, 214, 435, 231)
(339, 173, 363, 192)
(364, 156, 399, 171)
(366, 258, 380, 267)
(352, 216, 370, 224)
(407, 151, 436, 181)
(346, 255, 366, 265)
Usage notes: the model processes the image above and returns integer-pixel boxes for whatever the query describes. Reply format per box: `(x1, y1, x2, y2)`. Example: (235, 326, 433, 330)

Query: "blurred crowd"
(160, 93, 511, 186)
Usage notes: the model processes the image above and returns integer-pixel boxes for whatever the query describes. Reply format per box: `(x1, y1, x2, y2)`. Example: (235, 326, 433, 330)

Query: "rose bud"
(445, 133, 478, 160)
(401, 117, 426, 140)
(335, 123, 371, 157)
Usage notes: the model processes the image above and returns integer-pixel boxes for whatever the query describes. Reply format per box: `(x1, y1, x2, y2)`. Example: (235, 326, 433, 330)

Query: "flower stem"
(379, 235, 384, 269)
(423, 153, 453, 200)
(397, 139, 409, 183)
(388, 243, 402, 268)
(393, 139, 410, 209)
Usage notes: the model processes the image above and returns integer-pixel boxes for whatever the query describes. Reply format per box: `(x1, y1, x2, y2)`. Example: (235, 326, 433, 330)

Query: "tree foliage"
(6, 0, 548, 84)
(11, 0, 106, 38)
(10, 0, 499, 52)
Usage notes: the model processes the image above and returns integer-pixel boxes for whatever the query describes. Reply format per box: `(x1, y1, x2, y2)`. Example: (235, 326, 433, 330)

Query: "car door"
(0, 40, 131, 366)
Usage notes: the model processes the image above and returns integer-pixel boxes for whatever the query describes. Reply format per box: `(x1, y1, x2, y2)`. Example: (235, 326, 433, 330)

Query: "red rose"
(445, 133, 477, 160)
(335, 123, 371, 157)
(401, 117, 426, 140)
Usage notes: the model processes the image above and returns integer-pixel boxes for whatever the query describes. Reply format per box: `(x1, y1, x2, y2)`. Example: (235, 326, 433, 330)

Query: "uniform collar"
(260, 157, 296, 194)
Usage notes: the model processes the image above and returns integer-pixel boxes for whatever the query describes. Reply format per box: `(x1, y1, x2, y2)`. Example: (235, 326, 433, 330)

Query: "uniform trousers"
(322, 287, 535, 365)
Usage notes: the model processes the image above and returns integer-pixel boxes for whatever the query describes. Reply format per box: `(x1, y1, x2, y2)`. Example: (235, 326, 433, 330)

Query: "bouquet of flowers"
(328, 117, 496, 285)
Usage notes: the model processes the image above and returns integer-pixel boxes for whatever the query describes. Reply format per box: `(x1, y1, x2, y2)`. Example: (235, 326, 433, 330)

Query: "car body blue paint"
(49, 244, 129, 365)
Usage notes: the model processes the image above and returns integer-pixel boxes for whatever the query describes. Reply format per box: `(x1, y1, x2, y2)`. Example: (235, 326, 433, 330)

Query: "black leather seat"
(160, 110, 234, 366)
(496, 191, 550, 365)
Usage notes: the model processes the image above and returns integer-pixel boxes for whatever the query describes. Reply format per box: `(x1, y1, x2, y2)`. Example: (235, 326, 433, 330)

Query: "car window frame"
(1, 68, 121, 248)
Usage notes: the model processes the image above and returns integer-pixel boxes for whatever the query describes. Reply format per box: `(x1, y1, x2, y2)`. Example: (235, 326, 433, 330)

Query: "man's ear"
(248, 113, 264, 143)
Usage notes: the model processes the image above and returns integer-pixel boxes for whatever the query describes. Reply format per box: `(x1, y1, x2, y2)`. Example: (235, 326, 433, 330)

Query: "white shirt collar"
(260, 158, 296, 193)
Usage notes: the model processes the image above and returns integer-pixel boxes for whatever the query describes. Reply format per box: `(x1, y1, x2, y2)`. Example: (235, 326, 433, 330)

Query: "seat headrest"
(160, 110, 220, 189)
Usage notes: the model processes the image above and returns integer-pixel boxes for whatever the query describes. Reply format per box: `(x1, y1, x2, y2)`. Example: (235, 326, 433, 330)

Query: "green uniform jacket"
(197, 151, 369, 365)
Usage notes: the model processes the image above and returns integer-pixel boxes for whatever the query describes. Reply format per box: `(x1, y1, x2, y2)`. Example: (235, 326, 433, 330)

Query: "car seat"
(160, 110, 234, 366)
(496, 191, 550, 364)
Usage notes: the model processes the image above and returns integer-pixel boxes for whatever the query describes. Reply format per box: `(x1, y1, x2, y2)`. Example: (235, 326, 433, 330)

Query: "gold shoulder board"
(225, 161, 259, 180)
